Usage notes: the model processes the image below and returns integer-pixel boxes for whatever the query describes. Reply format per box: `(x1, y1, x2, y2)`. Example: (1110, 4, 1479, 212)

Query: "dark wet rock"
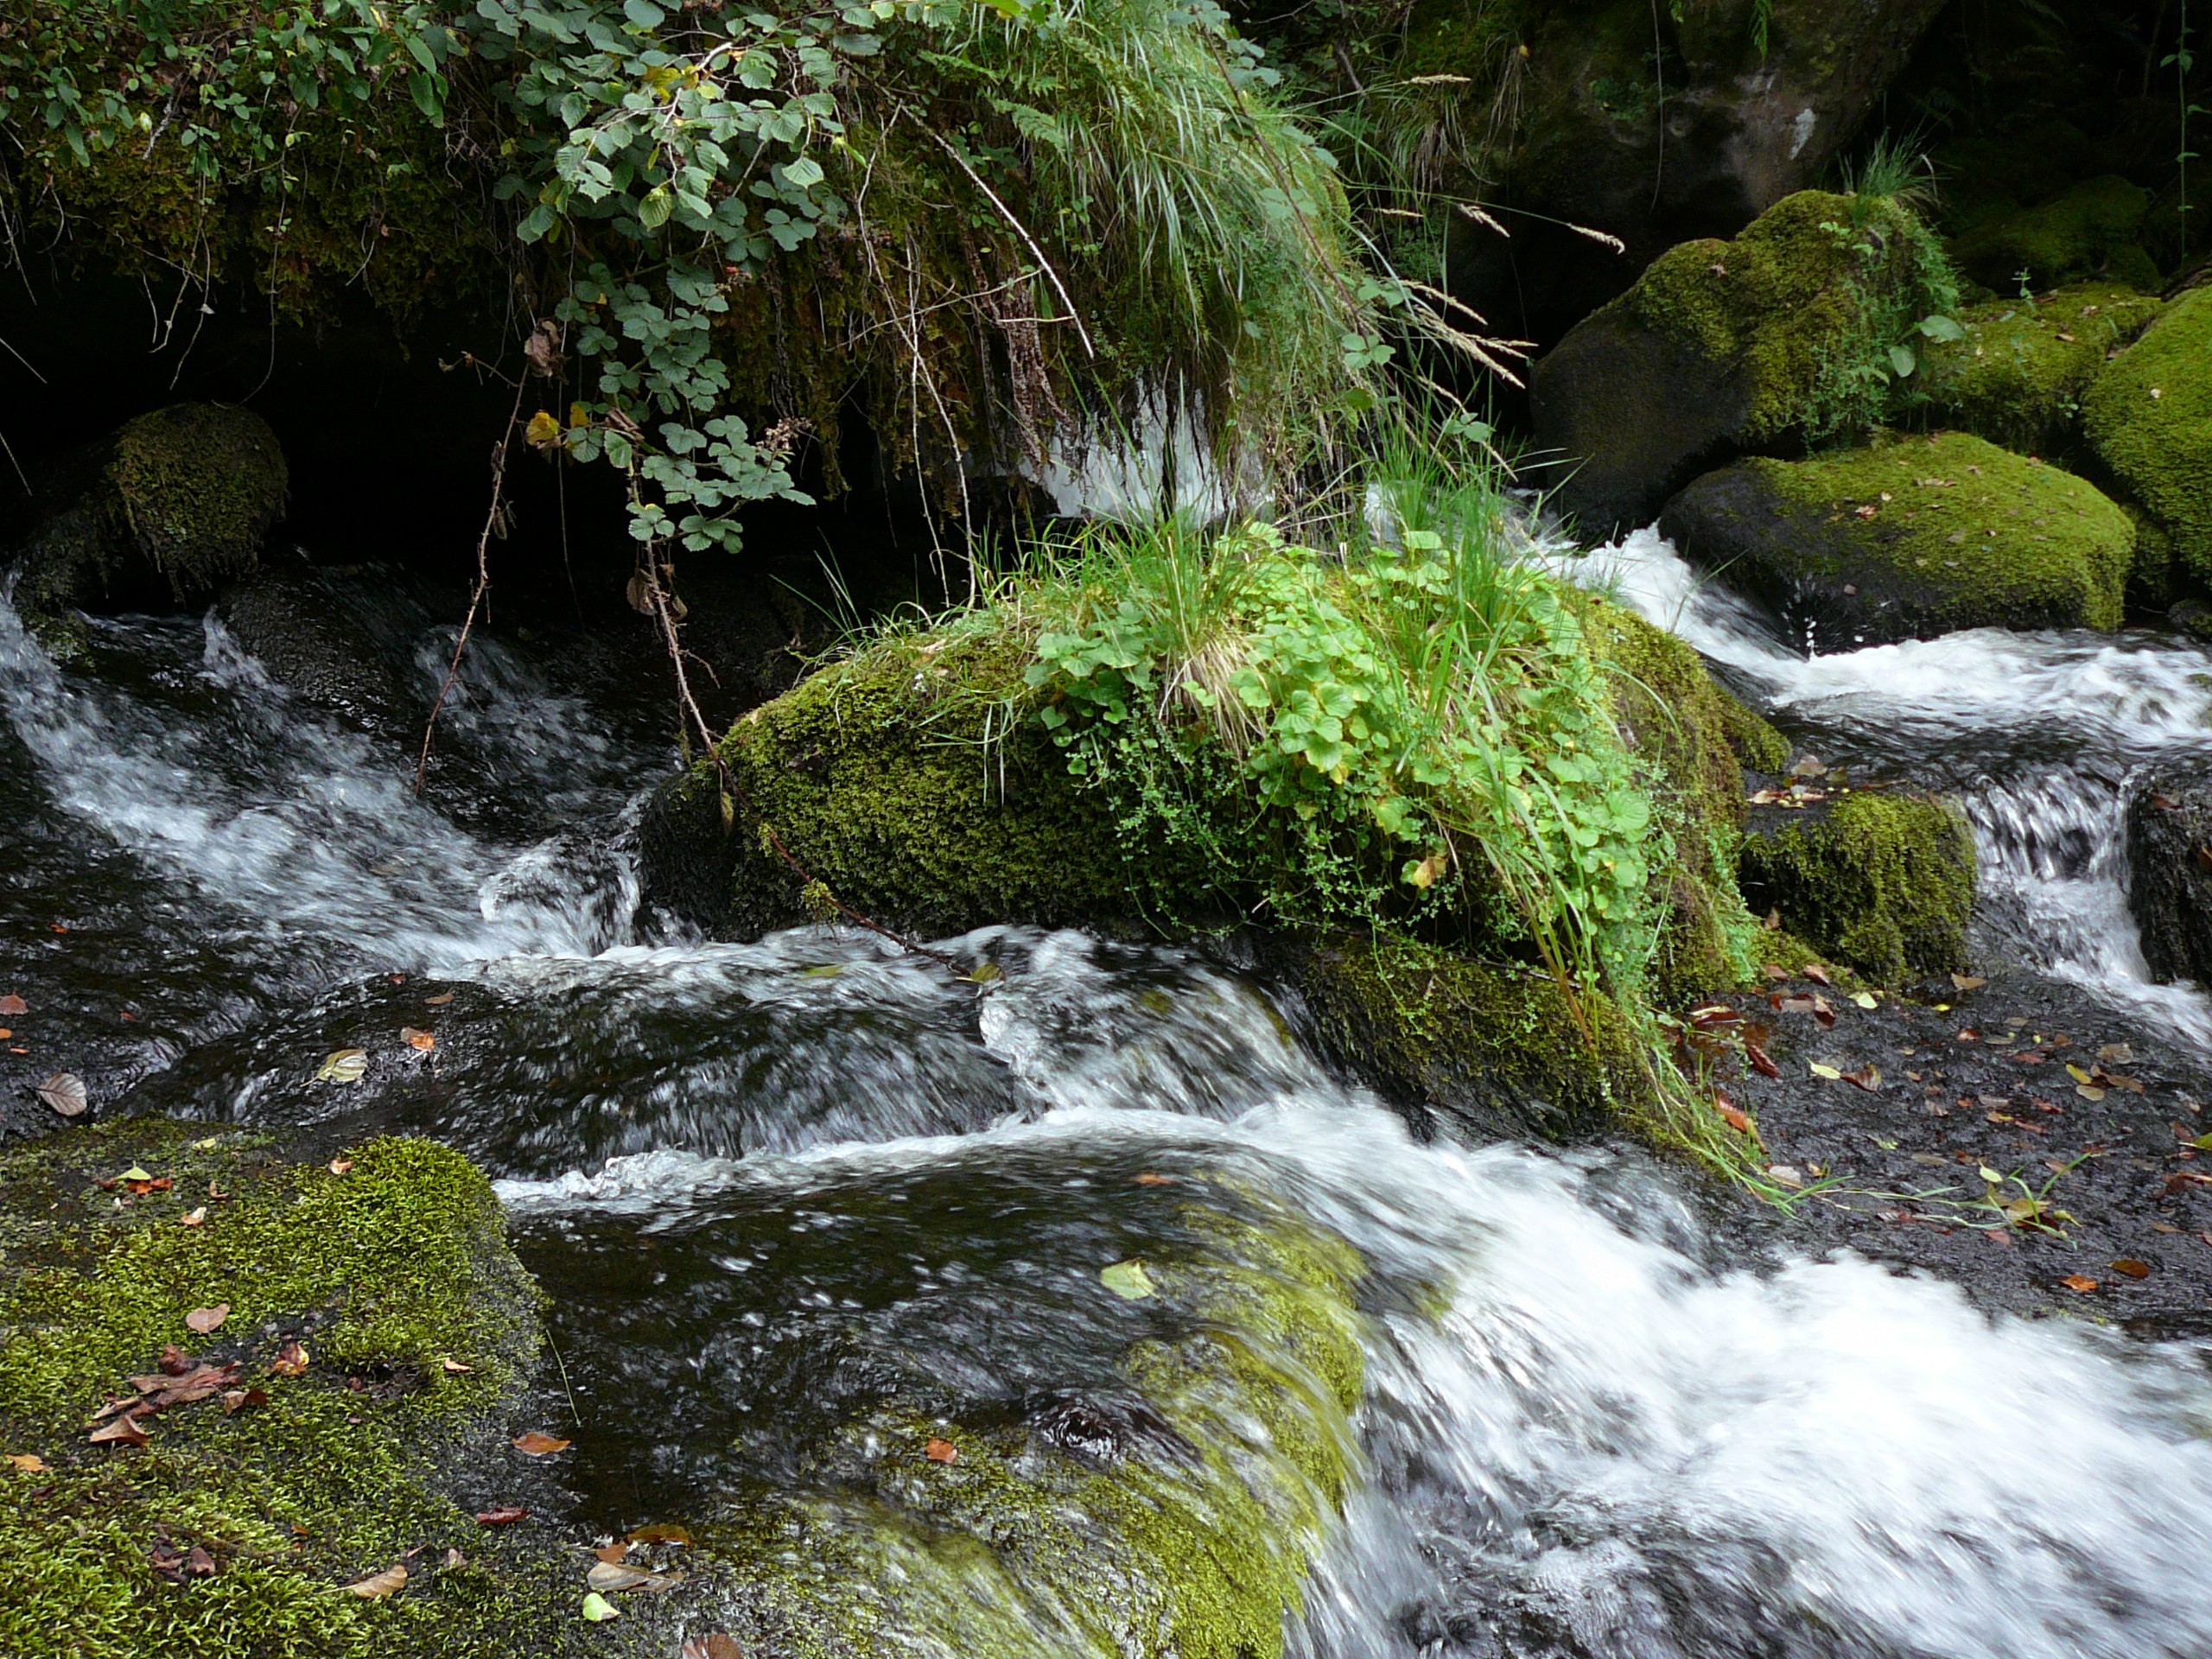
(216, 559, 429, 734)
(1531, 191, 1951, 534)
(10, 404, 287, 625)
(1658, 435, 2133, 647)
(1737, 788, 1976, 985)
(1438, 0, 1948, 350)
(1713, 964, 2212, 1339)
(2126, 773, 2212, 987)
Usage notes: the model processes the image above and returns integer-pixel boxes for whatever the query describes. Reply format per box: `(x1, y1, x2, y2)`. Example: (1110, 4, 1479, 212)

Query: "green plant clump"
(0, 1122, 580, 1659)
(2084, 287, 2212, 584)
(1919, 283, 2164, 454)
(1737, 791, 1977, 984)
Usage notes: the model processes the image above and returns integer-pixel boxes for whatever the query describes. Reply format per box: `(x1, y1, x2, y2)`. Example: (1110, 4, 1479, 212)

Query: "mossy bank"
(2085, 287, 2212, 586)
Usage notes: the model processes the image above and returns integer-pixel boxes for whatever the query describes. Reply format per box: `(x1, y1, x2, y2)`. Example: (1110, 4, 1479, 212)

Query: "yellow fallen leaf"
(1852, 991, 1878, 1009)
(524, 410, 564, 450)
(346, 1564, 408, 1599)
(1099, 1260, 1155, 1300)
(1808, 1062, 1843, 1080)
(6, 1453, 48, 1473)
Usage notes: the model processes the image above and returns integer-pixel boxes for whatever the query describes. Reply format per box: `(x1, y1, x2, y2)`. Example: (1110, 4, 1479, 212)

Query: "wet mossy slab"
(0, 1121, 615, 1659)
(1659, 433, 2133, 647)
(1919, 283, 2163, 454)
(1736, 791, 1976, 986)
(2085, 287, 2212, 584)
(507, 1135, 1369, 1659)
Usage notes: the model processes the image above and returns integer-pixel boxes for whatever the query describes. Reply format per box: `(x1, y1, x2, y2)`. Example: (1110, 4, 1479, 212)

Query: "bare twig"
(912, 116, 1096, 360)
(415, 367, 531, 792)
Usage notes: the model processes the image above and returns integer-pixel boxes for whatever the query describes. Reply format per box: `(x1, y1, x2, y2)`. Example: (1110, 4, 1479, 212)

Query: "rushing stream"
(6, 557, 2212, 1656)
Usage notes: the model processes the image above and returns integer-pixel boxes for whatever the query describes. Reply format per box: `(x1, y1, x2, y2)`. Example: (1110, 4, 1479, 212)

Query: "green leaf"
(1916, 314, 1966, 342)
(1100, 1260, 1155, 1300)
(1887, 342, 1918, 378)
(581, 1592, 622, 1622)
(637, 184, 673, 229)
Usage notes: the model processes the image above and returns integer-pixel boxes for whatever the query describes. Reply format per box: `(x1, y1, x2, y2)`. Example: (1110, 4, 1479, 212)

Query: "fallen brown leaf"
(181, 1206, 207, 1226)
(0, 994, 26, 1015)
(475, 1506, 530, 1526)
(925, 1436, 958, 1465)
(346, 1564, 409, 1599)
(1802, 963, 1833, 986)
(219, 1388, 268, 1414)
(2111, 1258, 2152, 1278)
(627, 1522, 693, 1547)
(512, 1431, 570, 1456)
(401, 1027, 435, 1052)
(587, 1561, 654, 1593)
(184, 1305, 229, 1337)
(36, 1071, 87, 1119)
(594, 1541, 630, 1565)
(441, 1357, 472, 1373)
(327, 1158, 354, 1176)
(270, 1340, 309, 1378)
(682, 1637, 744, 1659)
(424, 991, 455, 1007)
(1132, 1173, 1174, 1186)
(158, 1344, 195, 1377)
(1950, 974, 1986, 991)
(88, 1416, 149, 1448)
(1719, 1103, 1755, 1135)
(1747, 1042, 1780, 1079)
(185, 1545, 216, 1578)
(2062, 1273, 2099, 1294)
(6, 1453, 47, 1473)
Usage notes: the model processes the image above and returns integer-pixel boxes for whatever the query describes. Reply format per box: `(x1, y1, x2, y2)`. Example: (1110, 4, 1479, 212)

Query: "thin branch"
(912, 117, 1096, 360)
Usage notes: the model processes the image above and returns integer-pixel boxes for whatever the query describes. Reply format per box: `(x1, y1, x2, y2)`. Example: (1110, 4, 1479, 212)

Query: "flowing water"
(6, 560, 2212, 1655)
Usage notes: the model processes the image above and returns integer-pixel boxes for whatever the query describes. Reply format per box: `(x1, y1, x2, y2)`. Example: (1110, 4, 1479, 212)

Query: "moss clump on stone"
(0, 1121, 595, 1659)
(1532, 189, 1956, 531)
(1659, 432, 2133, 646)
(1950, 175, 2157, 292)
(1920, 283, 2163, 453)
(688, 1188, 1365, 1659)
(1736, 791, 1976, 984)
(639, 620, 1198, 940)
(13, 404, 288, 617)
(2084, 287, 2212, 584)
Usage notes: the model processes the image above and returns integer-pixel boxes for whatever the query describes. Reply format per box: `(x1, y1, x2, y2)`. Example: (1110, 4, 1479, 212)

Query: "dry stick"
(416, 372, 530, 793)
(913, 118, 1096, 361)
(637, 556, 964, 974)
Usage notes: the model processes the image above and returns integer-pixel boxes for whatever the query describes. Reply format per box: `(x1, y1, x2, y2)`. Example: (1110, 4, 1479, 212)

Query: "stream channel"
(5, 533, 2212, 1656)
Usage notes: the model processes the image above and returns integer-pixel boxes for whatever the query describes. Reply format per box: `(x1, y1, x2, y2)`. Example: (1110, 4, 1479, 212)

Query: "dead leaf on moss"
(88, 1415, 149, 1448)
(2062, 1273, 2099, 1294)
(7, 1453, 47, 1473)
(184, 1305, 229, 1336)
(219, 1388, 268, 1414)
(441, 1357, 472, 1373)
(2111, 1258, 2152, 1278)
(425, 991, 455, 1007)
(270, 1340, 309, 1378)
(327, 1158, 354, 1176)
(346, 1564, 409, 1599)
(475, 1506, 529, 1526)
(512, 1431, 571, 1456)
(627, 1522, 693, 1547)
(925, 1437, 958, 1465)
(402, 1027, 435, 1052)
(181, 1206, 207, 1226)
(0, 994, 25, 1015)
(682, 1637, 744, 1659)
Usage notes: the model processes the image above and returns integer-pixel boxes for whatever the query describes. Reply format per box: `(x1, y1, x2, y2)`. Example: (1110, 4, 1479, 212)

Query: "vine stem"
(415, 365, 531, 794)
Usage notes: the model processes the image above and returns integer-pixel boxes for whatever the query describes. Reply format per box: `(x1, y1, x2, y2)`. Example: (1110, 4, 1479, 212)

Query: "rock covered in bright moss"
(1659, 433, 2133, 646)
(1531, 190, 1951, 533)
(0, 1121, 634, 1659)
(1950, 175, 2158, 293)
(638, 621, 1196, 940)
(1736, 791, 1976, 984)
(2084, 287, 2212, 583)
(1584, 601, 1777, 1001)
(1279, 930, 1659, 1141)
(11, 404, 287, 620)
(1919, 283, 2163, 454)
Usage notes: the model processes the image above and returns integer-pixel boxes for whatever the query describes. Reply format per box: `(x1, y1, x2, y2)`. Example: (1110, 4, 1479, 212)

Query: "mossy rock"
(1585, 601, 1781, 1002)
(1279, 930, 1659, 1142)
(2084, 287, 2212, 584)
(1919, 283, 2163, 454)
(1950, 176, 2157, 293)
(1658, 433, 2133, 646)
(1736, 791, 1976, 984)
(638, 623, 1203, 940)
(11, 404, 288, 620)
(1532, 190, 1948, 533)
(0, 1122, 630, 1659)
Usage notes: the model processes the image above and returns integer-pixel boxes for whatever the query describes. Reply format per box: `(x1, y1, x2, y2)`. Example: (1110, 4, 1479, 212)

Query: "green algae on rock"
(10, 404, 288, 620)
(1737, 791, 1977, 984)
(1658, 433, 2133, 646)
(1949, 175, 2158, 294)
(0, 1121, 610, 1659)
(2084, 287, 2212, 585)
(1531, 189, 1958, 533)
(1919, 283, 2163, 454)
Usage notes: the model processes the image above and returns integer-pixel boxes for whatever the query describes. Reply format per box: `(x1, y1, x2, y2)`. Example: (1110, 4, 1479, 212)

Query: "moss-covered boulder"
(1920, 283, 2163, 454)
(10, 404, 287, 620)
(638, 625, 1192, 940)
(1658, 434, 2133, 646)
(1584, 601, 1782, 1002)
(1531, 191, 1953, 533)
(2084, 287, 2212, 583)
(0, 1122, 619, 1659)
(1736, 791, 1976, 984)
(1950, 176, 2159, 293)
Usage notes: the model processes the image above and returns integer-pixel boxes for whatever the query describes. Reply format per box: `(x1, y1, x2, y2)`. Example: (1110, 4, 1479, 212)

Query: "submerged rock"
(1531, 191, 1952, 534)
(0, 1122, 619, 1658)
(2125, 774, 2212, 987)
(10, 404, 288, 620)
(1919, 283, 2163, 455)
(2085, 287, 2212, 585)
(1949, 175, 2159, 294)
(1737, 790, 1976, 985)
(1657, 434, 2133, 646)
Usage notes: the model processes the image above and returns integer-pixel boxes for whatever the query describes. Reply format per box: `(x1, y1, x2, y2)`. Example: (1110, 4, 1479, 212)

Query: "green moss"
(686, 1192, 1366, 1659)
(1714, 687, 1790, 774)
(2084, 287, 2212, 584)
(16, 404, 288, 616)
(1950, 175, 2156, 292)
(1919, 283, 2163, 453)
(1736, 791, 1976, 984)
(1290, 930, 1659, 1140)
(1666, 433, 2133, 639)
(0, 1121, 591, 1659)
